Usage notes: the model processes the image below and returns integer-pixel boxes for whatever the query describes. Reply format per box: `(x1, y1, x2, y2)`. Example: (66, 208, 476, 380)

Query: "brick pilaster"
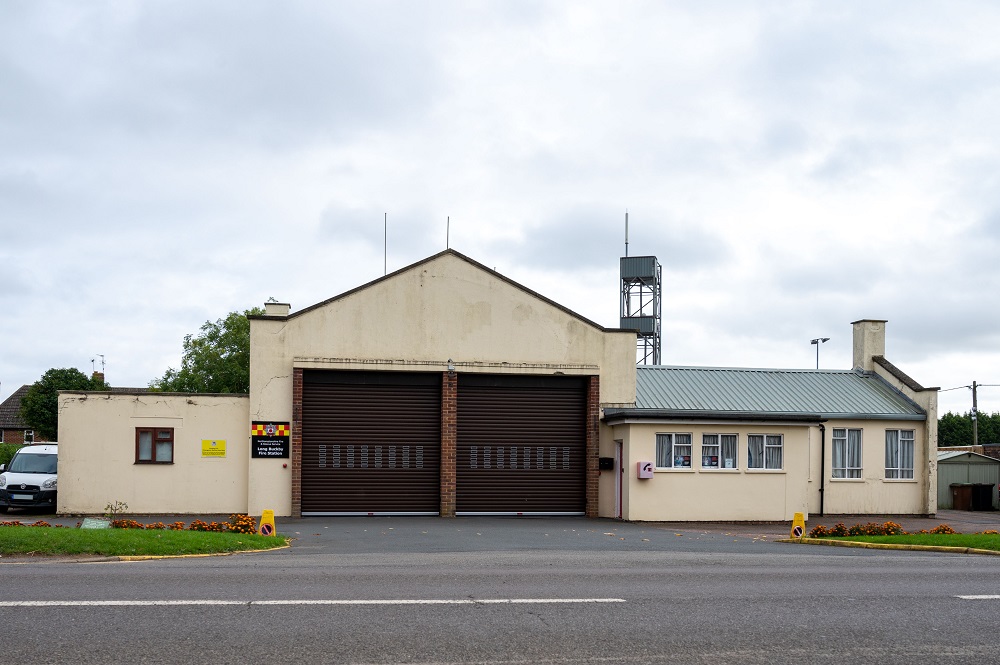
(440, 371, 457, 517)
(291, 368, 303, 519)
(585, 375, 600, 518)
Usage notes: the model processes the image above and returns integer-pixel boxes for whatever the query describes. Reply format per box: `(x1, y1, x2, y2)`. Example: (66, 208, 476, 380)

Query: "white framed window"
(702, 434, 738, 469)
(0, 429, 4, 443)
(656, 433, 692, 468)
(832, 428, 863, 478)
(748, 434, 782, 470)
(885, 429, 915, 479)
(23, 430, 34, 444)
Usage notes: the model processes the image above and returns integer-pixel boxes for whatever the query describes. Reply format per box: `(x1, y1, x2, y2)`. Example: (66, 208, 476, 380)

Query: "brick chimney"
(851, 319, 887, 372)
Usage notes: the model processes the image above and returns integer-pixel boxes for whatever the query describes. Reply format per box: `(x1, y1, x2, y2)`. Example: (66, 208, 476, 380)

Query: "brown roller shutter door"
(456, 374, 586, 515)
(301, 371, 441, 515)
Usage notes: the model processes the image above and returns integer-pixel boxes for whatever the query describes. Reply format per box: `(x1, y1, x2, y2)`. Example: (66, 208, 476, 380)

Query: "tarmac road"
(2, 514, 1000, 664)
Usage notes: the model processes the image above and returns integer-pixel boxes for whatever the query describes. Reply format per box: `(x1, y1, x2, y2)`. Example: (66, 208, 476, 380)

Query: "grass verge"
(0, 526, 287, 557)
(819, 533, 1000, 551)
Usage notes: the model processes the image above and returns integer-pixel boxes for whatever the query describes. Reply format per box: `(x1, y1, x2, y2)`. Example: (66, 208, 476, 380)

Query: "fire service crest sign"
(251, 421, 290, 459)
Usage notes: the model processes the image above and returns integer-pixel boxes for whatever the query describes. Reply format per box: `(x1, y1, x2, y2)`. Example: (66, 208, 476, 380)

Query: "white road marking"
(956, 595, 1000, 600)
(0, 598, 626, 608)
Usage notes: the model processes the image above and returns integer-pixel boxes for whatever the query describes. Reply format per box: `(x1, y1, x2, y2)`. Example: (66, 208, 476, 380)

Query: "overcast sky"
(2, 1, 998, 419)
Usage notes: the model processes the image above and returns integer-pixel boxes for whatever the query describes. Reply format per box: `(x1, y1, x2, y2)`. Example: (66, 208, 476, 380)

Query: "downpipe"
(818, 423, 826, 516)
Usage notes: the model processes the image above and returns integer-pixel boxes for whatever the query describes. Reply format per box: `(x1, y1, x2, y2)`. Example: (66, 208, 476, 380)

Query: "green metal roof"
(605, 366, 926, 421)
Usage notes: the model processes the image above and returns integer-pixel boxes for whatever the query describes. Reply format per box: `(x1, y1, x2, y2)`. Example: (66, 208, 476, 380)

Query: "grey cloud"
(0, 3, 443, 153)
(487, 207, 732, 276)
(319, 205, 443, 263)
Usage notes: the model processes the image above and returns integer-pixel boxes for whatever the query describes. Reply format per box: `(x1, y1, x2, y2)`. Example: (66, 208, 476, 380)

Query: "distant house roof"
(0, 385, 31, 429)
(604, 366, 927, 423)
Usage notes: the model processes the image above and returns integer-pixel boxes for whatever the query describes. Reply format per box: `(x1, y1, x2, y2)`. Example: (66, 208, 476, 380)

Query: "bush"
(809, 521, 908, 538)
(107, 514, 261, 534)
(0, 443, 20, 469)
(228, 514, 258, 534)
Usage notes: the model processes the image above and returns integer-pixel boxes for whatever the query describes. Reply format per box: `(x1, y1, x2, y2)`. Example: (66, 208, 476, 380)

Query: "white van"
(0, 443, 58, 513)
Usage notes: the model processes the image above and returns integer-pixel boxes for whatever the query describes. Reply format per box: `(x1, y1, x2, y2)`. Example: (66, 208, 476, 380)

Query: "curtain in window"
(832, 429, 846, 477)
(656, 434, 671, 468)
(748, 435, 763, 468)
(885, 429, 900, 478)
(765, 435, 782, 469)
(675, 433, 692, 467)
(900, 431, 914, 479)
(846, 429, 862, 478)
(721, 435, 737, 469)
(702, 435, 719, 468)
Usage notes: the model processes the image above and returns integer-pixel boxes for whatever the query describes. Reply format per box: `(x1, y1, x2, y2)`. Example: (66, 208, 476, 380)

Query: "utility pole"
(972, 380, 979, 448)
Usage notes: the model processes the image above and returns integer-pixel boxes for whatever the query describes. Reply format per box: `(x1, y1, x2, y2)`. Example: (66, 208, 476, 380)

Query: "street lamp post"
(810, 337, 830, 369)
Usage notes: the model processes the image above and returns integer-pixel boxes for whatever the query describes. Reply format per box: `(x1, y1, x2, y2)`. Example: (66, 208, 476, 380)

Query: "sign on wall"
(202, 439, 227, 458)
(251, 421, 290, 459)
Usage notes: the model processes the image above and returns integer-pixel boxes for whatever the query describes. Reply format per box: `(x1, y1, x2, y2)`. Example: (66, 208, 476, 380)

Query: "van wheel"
(0, 506, 8, 514)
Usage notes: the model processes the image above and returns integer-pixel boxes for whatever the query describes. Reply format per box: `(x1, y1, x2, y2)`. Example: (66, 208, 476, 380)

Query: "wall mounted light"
(447, 358, 455, 372)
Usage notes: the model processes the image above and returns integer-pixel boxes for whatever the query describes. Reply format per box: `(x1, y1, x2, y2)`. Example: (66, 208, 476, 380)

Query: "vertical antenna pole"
(972, 380, 979, 447)
(625, 210, 629, 257)
(447, 216, 450, 249)
(384, 213, 387, 276)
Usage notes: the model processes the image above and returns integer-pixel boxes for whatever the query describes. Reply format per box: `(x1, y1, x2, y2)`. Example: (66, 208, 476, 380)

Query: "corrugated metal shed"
(610, 366, 925, 420)
(936, 450, 1000, 509)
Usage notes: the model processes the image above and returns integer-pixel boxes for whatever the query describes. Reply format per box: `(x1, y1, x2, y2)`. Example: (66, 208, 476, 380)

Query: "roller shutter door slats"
(302, 371, 441, 514)
(457, 376, 586, 514)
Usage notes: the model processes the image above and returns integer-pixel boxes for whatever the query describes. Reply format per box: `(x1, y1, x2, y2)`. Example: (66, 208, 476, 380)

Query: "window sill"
(830, 478, 864, 482)
(134, 461, 174, 465)
(883, 478, 917, 483)
(700, 468, 741, 472)
(745, 469, 784, 474)
(655, 468, 695, 472)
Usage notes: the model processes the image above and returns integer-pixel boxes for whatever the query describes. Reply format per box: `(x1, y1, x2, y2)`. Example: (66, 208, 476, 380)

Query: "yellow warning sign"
(201, 440, 227, 458)
(790, 512, 806, 538)
(260, 509, 276, 536)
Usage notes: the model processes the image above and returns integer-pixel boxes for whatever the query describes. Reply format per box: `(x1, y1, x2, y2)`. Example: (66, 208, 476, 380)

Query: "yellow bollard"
(259, 509, 276, 536)
(790, 512, 806, 538)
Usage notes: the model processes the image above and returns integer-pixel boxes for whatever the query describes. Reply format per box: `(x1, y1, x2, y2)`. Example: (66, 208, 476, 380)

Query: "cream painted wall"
(57, 392, 249, 515)
(820, 419, 929, 515)
(598, 424, 620, 518)
(249, 251, 637, 516)
(612, 422, 813, 521)
(872, 365, 939, 516)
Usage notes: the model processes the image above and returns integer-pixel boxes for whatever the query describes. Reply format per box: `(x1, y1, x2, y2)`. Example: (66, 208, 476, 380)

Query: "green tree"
(150, 307, 264, 394)
(20, 367, 110, 440)
(937, 411, 1000, 447)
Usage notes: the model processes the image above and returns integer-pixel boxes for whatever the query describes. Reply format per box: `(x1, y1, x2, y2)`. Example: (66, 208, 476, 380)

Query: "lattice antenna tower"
(619, 212, 662, 365)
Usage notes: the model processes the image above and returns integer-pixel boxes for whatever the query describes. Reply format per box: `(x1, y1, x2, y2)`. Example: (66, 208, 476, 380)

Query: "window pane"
(138, 431, 152, 460)
(885, 429, 899, 473)
(656, 434, 672, 468)
(832, 429, 846, 478)
(847, 429, 862, 478)
(765, 436, 782, 470)
(721, 435, 737, 469)
(156, 441, 173, 463)
(748, 435, 764, 468)
(702, 435, 719, 468)
(901, 431, 914, 479)
(675, 434, 692, 467)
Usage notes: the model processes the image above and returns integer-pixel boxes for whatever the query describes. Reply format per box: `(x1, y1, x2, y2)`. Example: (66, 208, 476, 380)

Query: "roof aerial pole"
(625, 209, 629, 258)
(384, 212, 387, 276)
(447, 216, 450, 249)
